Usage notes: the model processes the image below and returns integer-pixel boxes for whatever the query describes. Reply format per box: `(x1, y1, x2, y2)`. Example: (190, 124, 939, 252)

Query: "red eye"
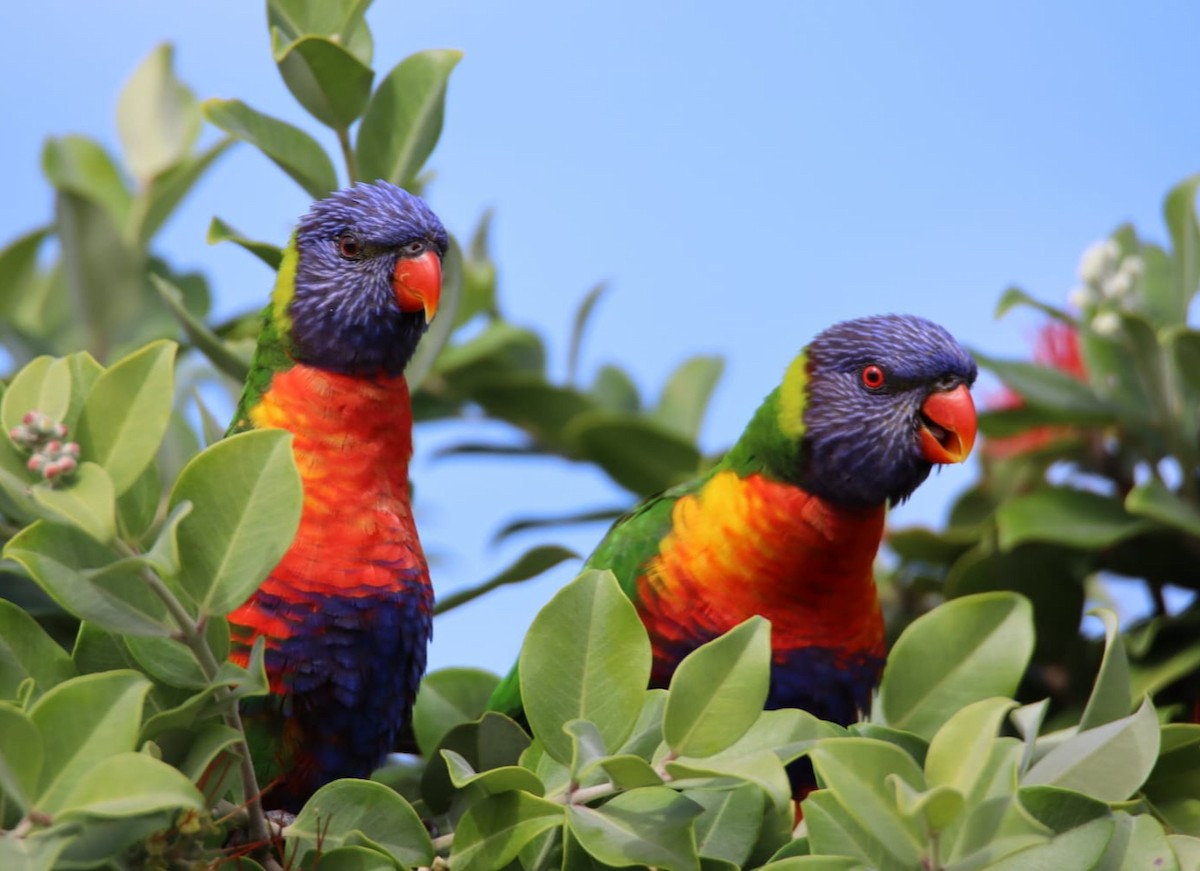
(861, 365, 886, 389)
(338, 234, 362, 259)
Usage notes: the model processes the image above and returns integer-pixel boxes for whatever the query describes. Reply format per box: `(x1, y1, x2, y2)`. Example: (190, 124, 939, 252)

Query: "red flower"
(984, 322, 1086, 459)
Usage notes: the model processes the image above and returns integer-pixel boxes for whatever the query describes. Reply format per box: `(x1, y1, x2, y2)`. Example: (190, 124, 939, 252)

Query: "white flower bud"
(1078, 239, 1119, 285)
(1091, 310, 1121, 336)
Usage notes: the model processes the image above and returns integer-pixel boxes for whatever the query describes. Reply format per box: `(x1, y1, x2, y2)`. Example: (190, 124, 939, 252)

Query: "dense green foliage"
(1, 2, 1200, 869)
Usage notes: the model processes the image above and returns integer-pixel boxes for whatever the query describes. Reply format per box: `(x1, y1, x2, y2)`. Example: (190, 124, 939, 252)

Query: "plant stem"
(119, 544, 279, 871)
(338, 127, 359, 183)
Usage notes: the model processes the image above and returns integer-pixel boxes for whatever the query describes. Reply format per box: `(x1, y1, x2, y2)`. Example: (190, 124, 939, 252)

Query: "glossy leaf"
(4, 523, 174, 638)
(2, 355, 71, 434)
(982, 817, 1113, 871)
(116, 43, 200, 183)
(288, 779, 432, 867)
(271, 33, 373, 129)
(664, 616, 770, 757)
(1024, 696, 1160, 801)
(996, 487, 1151, 551)
(0, 227, 49, 321)
(451, 791, 564, 871)
(519, 570, 651, 765)
(1095, 812, 1180, 871)
(29, 462, 116, 544)
(1078, 608, 1132, 731)
(925, 697, 1016, 797)
(151, 274, 252, 383)
(1165, 174, 1200, 310)
(568, 283, 608, 385)
(28, 670, 151, 813)
(565, 411, 702, 495)
(74, 340, 176, 494)
(441, 748, 544, 797)
(411, 667, 501, 756)
(206, 216, 283, 269)
(41, 136, 132, 226)
(420, 712, 531, 814)
(974, 351, 1117, 420)
(807, 738, 927, 868)
(655, 355, 724, 442)
(878, 593, 1034, 740)
(1126, 478, 1200, 538)
(356, 49, 463, 188)
(0, 599, 76, 700)
(690, 782, 765, 866)
(567, 787, 703, 871)
(433, 544, 579, 615)
(0, 704, 42, 811)
(170, 429, 302, 616)
(267, 0, 373, 63)
(132, 138, 233, 246)
(203, 98, 338, 198)
(55, 752, 203, 820)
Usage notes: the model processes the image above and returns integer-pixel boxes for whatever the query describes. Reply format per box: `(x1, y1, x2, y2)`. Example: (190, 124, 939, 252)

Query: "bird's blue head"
(284, 181, 449, 376)
(795, 313, 978, 507)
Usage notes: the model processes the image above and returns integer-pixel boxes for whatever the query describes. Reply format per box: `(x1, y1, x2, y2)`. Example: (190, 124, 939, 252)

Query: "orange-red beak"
(393, 249, 442, 324)
(918, 383, 976, 464)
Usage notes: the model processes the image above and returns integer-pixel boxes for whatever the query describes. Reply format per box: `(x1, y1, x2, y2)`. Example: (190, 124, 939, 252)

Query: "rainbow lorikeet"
(225, 181, 448, 812)
(490, 314, 977, 733)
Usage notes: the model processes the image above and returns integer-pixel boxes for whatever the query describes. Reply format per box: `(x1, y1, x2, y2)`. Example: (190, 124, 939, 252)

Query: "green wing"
(486, 477, 704, 718)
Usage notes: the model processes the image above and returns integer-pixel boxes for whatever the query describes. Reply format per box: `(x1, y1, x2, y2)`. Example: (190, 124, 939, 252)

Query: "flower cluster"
(8, 411, 81, 484)
(1068, 238, 1144, 335)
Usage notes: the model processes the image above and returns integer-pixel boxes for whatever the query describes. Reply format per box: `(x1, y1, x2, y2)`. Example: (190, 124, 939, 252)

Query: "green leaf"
(2, 355, 71, 434)
(567, 787, 703, 871)
(28, 671, 150, 813)
(141, 500, 193, 578)
(878, 592, 1034, 740)
(41, 136, 132, 227)
(54, 190, 145, 360)
(1169, 327, 1200, 395)
(982, 817, 1114, 871)
(1078, 608, 1132, 731)
(469, 377, 596, 448)
(288, 779, 432, 867)
(203, 98, 338, 198)
(441, 748, 544, 797)
(206, 216, 283, 270)
(655, 355, 724, 442)
(1024, 696, 1160, 801)
(925, 697, 1016, 798)
(888, 778, 964, 833)
(0, 599, 75, 701)
(564, 719, 608, 780)
(433, 545, 579, 616)
(1095, 812, 1180, 871)
(123, 635, 206, 689)
(996, 487, 1151, 551)
(450, 791, 564, 871)
(28, 462, 117, 544)
(170, 429, 303, 616)
(994, 286, 1076, 323)
(356, 49, 463, 188)
(591, 364, 641, 413)
(420, 712, 531, 815)
(116, 43, 200, 184)
(132, 138, 233, 246)
(1165, 174, 1200, 311)
(151, 275, 252, 383)
(1170, 834, 1200, 867)
(271, 33, 373, 130)
(1143, 724, 1200, 809)
(267, 0, 373, 64)
(519, 570, 651, 765)
(690, 782, 766, 866)
(75, 340, 176, 494)
(565, 411, 702, 496)
(807, 738, 926, 868)
(758, 859, 865, 871)
(587, 754, 663, 789)
(664, 617, 770, 757)
(568, 283, 608, 385)
(974, 350, 1118, 421)
(0, 227, 49, 322)
(1126, 478, 1200, 538)
(55, 751, 203, 820)
(0, 704, 42, 812)
(412, 667, 501, 756)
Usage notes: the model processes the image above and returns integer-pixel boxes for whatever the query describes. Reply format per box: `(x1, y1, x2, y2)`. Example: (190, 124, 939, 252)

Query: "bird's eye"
(337, 234, 363, 259)
(861, 365, 886, 390)
(402, 240, 425, 256)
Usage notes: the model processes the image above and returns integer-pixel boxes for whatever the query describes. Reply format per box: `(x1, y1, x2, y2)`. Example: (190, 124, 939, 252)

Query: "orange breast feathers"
(229, 364, 429, 649)
(638, 471, 886, 658)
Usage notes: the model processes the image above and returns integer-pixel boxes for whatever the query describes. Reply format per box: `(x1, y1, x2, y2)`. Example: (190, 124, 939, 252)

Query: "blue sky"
(3, 2, 1198, 672)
